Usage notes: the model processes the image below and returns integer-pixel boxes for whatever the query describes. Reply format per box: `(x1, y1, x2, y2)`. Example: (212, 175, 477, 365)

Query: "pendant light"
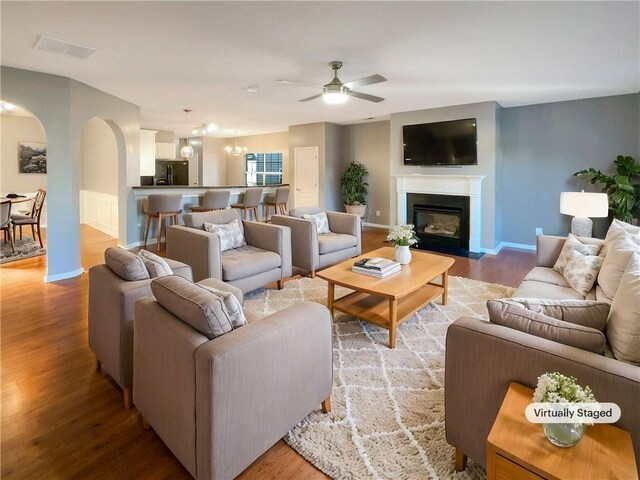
(180, 109, 195, 159)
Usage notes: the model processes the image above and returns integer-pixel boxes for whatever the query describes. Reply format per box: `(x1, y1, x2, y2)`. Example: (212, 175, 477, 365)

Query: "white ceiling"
(1, 1, 638, 138)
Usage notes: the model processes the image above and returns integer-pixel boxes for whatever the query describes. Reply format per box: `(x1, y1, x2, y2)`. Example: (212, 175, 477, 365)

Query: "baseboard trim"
(44, 267, 84, 283)
(481, 241, 536, 255)
(121, 238, 158, 250)
(363, 222, 390, 229)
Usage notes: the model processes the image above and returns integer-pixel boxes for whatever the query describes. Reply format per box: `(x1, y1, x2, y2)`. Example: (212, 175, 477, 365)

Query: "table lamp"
(560, 191, 608, 237)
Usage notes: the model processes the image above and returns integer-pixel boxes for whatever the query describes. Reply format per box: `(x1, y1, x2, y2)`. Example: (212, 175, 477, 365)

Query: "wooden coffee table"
(487, 383, 638, 480)
(317, 246, 454, 348)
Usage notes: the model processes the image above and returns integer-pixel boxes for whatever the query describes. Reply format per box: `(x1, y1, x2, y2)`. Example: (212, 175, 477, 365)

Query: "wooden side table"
(487, 383, 638, 480)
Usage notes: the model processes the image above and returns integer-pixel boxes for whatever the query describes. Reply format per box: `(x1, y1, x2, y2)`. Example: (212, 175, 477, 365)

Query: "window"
(244, 152, 283, 186)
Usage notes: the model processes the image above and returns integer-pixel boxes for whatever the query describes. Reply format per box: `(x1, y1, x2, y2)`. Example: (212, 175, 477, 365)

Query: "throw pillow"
(553, 233, 601, 277)
(606, 252, 640, 365)
(151, 275, 234, 339)
(500, 298, 610, 331)
(562, 249, 604, 297)
(203, 220, 246, 252)
(104, 247, 149, 281)
(302, 212, 331, 234)
(600, 219, 640, 257)
(199, 284, 247, 329)
(597, 229, 640, 299)
(487, 300, 606, 354)
(138, 249, 173, 278)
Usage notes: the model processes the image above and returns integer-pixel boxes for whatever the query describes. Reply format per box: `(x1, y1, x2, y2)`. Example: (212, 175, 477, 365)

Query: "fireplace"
(407, 193, 479, 257)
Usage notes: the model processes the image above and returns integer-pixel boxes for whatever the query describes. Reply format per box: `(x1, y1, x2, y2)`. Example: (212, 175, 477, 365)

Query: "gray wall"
(1, 114, 47, 193)
(342, 121, 391, 225)
(324, 123, 346, 212)
(1, 66, 140, 280)
(80, 117, 119, 195)
(390, 102, 501, 250)
(501, 93, 640, 244)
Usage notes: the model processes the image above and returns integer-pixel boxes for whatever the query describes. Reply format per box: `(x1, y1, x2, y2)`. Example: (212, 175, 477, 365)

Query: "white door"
(294, 147, 319, 208)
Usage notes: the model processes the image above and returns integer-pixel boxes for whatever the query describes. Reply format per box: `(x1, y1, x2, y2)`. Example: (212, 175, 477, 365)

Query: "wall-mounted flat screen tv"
(403, 118, 477, 166)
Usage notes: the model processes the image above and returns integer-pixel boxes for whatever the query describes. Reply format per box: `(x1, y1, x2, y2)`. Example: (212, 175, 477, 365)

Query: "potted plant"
(574, 155, 640, 223)
(340, 161, 369, 218)
(387, 224, 419, 264)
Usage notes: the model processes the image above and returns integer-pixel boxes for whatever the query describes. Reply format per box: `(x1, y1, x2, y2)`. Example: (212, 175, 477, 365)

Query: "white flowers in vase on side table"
(387, 224, 419, 265)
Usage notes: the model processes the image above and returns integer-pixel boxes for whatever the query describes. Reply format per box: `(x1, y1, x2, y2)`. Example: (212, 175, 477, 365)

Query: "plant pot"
(543, 422, 585, 448)
(345, 204, 366, 218)
(395, 245, 412, 265)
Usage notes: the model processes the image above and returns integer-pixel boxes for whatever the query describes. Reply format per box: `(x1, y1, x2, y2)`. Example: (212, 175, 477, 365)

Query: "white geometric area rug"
(243, 276, 514, 480)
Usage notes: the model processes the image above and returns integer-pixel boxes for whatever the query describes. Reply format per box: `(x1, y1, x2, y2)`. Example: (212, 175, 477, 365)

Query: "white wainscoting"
(80, 190, 118, 238)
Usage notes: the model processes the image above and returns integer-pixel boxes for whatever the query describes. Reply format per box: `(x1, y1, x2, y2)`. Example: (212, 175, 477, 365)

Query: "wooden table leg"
(327, 282, 335, 315)
(389, 298, 398, 348)
(442, 270, 449, 306)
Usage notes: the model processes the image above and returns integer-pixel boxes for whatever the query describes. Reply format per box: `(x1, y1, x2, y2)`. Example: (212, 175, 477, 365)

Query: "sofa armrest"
(166, 225, 222, 282)
(195, 302, 333, 480)
(243, 221, 293, 278)
(271, 215, 319, 271)
(445, 316, 640, 473)
(536, 235, 567, 267)
(327, 211, 362, 256)
(88, 265, 154, 388)
(164, 258, 193, 282)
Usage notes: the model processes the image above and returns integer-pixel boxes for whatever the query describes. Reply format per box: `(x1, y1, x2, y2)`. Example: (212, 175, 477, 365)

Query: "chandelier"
(225, 135, 248, 157)
(180, 109, 194, 159)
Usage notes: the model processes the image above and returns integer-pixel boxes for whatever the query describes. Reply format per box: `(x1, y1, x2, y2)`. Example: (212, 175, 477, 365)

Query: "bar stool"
(230, 188, 263, 221)
(143, 194, 183, 251)
(189, 190, 230, 212)
(263, 187, 290, 221)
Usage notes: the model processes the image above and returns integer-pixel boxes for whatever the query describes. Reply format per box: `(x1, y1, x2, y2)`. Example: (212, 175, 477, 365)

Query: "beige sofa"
(88, 252, 193, 408)
(133, 277, 333, 480)
(271, 206, 361, 277)
(165, 209, 292, 292)
(445, 234, 640, 476)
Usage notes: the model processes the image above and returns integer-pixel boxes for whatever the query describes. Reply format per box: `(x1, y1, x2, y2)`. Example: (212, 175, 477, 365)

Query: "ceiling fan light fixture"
(323, 91, 349, 104)
(206, 123, 218, 133)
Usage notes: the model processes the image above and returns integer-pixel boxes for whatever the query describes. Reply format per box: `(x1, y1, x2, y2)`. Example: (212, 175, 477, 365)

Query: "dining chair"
(189, 190, 230, 212)
(1, 200, 15, 253)
(11, 187, 46, 248)
(143, 193, 183, 251)
(230, 188, 263, 221)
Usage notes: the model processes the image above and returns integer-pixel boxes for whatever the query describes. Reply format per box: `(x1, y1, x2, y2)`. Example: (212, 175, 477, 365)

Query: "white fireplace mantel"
(393, 174, 485, 253)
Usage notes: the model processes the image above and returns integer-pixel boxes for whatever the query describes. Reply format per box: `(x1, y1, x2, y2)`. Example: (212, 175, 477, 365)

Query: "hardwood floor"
(0, 225, 535, 479)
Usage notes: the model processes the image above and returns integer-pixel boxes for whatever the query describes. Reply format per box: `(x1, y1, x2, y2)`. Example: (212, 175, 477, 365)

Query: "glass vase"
(395, 245, 412, 265)
(543, 422, 585, 448)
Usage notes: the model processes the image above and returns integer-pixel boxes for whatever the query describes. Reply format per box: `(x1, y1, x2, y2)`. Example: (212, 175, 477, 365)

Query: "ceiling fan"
(277, 61, 387, 104)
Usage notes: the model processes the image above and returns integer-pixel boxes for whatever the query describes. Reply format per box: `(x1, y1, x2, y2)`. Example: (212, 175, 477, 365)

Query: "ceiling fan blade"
(343, 74, 387, 90)
(277, 79, 323, 89)
(298, 93, 323, 102)
(348, 90, 385, 103)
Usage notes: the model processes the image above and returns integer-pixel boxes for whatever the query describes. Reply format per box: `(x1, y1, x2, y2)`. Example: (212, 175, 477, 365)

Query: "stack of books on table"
(352, 257, 402, 279)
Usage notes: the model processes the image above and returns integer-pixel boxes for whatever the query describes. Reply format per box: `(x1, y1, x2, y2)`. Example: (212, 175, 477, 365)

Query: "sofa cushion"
(523, 267, 571, 288)
(302, 212, 331, 234)
(513, 280, 589, 300)
(199, 284, 247, 329)
(183, 208, 243, 232)
(138, 249, 173, 278)
(594, 285, 612, 304)
(562, 249, 604, 297)
(289, 206, 322, 218)
(318, 233, 358, 255)
(104, 247, 150, 281)
(499, 298, 610, 331)
(598, 229, 640, 299)
(553, 233, 601, 277)
(151, 275, 233, 339)
(487, 300, 606, 354)
(606, 252, 640, 365)
(204, 220, 246, 252)
(221, 245, 281, 281)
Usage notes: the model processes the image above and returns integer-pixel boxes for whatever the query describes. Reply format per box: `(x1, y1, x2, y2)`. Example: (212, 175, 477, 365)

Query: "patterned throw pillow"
(562, 249, 604, 297)
(553, 234, 601, 276)
(199, 284, 247, 329)
(138, 249, 173, 278)
(302, 212, 331, 234)
(203, 221, 246, 252)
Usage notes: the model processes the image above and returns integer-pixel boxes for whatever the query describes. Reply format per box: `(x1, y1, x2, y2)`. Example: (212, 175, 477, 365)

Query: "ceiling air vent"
(34, 35, 98, 59)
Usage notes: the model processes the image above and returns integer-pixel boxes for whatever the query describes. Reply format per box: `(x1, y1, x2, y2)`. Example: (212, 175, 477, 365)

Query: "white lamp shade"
(180, 144, 194, 158)
(323, 92, 349, 104)
(560, 192, 608, 218)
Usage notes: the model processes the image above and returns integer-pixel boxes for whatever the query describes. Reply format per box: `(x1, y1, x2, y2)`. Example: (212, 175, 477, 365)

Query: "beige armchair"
(165, 208, 292, 292)
(271, 206, 361, 277)
(88, 249, 193, 408)
(133, 277, 333, 480)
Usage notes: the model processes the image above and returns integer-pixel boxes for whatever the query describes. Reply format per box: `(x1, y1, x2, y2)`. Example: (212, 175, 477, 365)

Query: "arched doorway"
(0, 100, 48, 265)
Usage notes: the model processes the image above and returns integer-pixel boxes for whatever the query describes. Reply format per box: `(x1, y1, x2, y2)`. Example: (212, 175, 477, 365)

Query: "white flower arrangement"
(387, 224, 419, 247)
(533, 372, 596, 404)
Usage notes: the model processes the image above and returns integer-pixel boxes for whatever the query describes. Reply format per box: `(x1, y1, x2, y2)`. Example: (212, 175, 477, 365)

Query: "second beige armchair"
(271, 206, 361, 277)
(165, 208, 292, 292)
